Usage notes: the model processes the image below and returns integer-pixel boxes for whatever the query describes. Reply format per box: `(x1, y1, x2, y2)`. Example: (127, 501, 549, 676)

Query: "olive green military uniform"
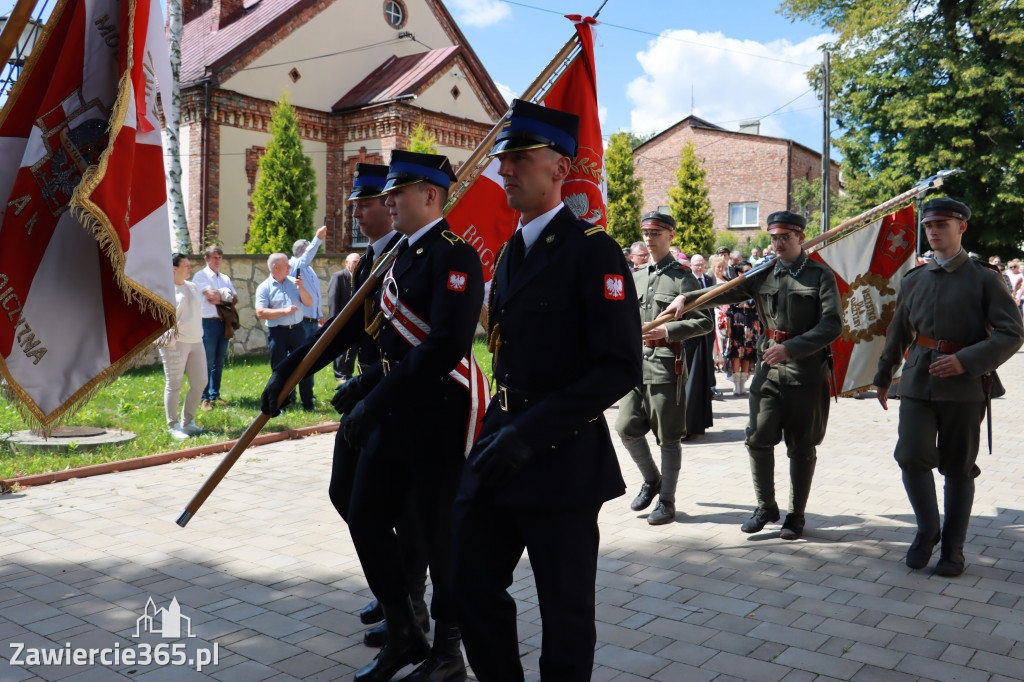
(873, 247, 1023, 574)
(616, 254, 713, 444)
(688, 250, 842, 516)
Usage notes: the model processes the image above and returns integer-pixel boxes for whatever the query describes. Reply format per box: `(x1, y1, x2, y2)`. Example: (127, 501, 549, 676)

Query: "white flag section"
(809, 206, 916, 396)
(0, 0, 175, 430)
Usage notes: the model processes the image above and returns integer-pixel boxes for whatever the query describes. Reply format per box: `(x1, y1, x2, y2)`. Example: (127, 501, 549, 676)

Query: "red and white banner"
(809, 206, 916, 396)
(0, 0, 175, 428)
(447, 16, 606, 282)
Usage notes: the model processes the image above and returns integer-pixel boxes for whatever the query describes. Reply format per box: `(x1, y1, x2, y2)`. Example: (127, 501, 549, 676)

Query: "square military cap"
(641, 211, 677, 231)
(766, 210, 807, 234)
(921, 197, 971, 223)
(383, 150, 458, 193)
(348, 163, 389, 200)
(489, 98, 579, 158)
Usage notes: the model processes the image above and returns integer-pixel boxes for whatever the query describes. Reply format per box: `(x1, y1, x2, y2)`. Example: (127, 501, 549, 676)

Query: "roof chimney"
(212, 0, 245, 29)
(739, 120, 760, 135)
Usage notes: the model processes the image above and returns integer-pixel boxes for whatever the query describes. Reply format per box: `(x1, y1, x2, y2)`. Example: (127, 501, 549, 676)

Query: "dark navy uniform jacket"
(460, 206, 642, 508)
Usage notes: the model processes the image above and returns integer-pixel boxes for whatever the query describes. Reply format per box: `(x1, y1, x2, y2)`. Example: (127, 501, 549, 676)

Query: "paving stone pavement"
(2, 350, 1024, 681)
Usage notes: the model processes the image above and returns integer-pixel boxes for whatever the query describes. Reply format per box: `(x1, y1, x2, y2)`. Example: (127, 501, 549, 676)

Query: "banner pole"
(0, 0, 40, 70)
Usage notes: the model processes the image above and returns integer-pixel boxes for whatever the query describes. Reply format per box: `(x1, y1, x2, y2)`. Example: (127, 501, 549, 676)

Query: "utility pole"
(821, 50, 831, 233)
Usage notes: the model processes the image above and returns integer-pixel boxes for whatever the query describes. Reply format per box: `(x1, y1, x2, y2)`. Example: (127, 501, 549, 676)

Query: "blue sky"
(3, 0, 835, 154)
(447, 0, 835, 154)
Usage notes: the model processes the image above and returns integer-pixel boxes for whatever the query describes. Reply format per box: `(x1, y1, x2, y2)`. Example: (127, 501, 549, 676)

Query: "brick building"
(178, 0, 506, 252)
(633, 116, 841, 243)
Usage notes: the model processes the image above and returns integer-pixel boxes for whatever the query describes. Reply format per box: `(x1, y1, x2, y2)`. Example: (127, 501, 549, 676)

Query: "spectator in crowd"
(327, 253, 360, 382)
(256, 253, 314, 410)
(708, 255, 730, 374)
(289, 225, 327, 404)
(1007, 259, 1024, 316)
(160, 254, 208, 440)
(725, 261, 759, 396)
(750, 246, 764, 266)
(630, 241, 649, 268)
(191, 245, 238, 411)
(686, 253, 719, 427)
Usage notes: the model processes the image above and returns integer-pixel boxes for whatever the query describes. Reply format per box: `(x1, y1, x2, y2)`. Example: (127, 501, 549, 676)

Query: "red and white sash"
(381, 266, 489, 455)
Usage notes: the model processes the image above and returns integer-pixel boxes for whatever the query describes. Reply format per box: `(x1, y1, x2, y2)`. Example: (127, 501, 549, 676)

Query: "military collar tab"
(773, 250, 809, 277)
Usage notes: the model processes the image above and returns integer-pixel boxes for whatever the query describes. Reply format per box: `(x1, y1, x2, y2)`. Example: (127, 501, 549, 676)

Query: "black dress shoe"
(935, 547, 966, 577)
(401, 652, 468, 682)
(364, 620, 389, 648)
(360, 600, 384, 625)
(779, 513, 805, 540)
(647, 500, 676, 525)
(355, 636, 430, 682)
(630, 477, 662, 511)
(906, 531, 940, 569)
(740, 505, 780, 533)
(364, 609, 431, 648)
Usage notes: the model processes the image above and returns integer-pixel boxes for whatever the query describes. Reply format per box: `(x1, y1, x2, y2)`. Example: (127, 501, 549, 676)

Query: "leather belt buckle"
(498, 385, 509, 412)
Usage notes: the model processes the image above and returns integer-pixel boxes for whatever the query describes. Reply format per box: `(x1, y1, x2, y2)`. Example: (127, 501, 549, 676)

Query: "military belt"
(496, 383, 540, 412)
(642, 339, 672, 348)
(915, 334, 966, 354)
(766, 328, 796, 342)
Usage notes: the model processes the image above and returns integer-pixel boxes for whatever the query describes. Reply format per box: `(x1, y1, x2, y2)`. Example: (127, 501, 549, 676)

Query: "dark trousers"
(201, 318, 229, 400)
(346, 401, 466, 622)
(327, 429, 429, 606)
(267, 325, 314, 408)
(452, 499, 602, 682)
(895, 397, 985, 479)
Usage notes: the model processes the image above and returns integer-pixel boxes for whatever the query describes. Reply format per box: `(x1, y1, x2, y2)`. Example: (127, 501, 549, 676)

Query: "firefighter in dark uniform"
(261, 165, 428, 651)
(451, 99, 642, 681)
(617, 210, 713, 525)
(873, 198, 1023, 577)
(668, 210, 842, 540)
(264, 152, 483, 682)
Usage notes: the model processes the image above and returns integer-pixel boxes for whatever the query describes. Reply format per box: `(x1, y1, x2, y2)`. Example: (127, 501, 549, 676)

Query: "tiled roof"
(332, 46, 460, 112)
(180, 0, 319, 84)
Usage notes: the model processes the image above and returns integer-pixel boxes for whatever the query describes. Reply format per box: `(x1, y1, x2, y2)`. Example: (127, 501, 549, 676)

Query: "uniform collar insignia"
(774, 250, 809, 278)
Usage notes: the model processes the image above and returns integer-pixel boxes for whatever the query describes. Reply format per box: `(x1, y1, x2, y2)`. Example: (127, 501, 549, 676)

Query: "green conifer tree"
(407, 122, 438, 153)
(246, 92, 317, 254)
(667, 141, 714, 254)
(605, 131, 643, 247)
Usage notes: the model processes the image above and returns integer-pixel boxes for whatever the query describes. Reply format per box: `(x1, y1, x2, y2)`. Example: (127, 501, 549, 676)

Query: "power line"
(500, 0, 818, 68)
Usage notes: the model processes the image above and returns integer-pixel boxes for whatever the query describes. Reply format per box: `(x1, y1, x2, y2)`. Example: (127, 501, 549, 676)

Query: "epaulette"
(977, 259, 1002, 274)
(440, 230, 464, 246)
(904, 262, 928, 277)
(582, 225, 604, 237)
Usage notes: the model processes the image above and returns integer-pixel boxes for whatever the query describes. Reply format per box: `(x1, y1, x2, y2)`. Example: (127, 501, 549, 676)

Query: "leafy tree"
(605, 131, 643, 247)
(667, 141, 715, 254)
(782, 0, 1024, 256)
(246, 92, 317, 254)
(407, 122, 438, 153)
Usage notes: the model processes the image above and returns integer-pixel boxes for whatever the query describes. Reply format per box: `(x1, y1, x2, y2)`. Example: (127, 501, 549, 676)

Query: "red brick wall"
(634, 120, 840, 243)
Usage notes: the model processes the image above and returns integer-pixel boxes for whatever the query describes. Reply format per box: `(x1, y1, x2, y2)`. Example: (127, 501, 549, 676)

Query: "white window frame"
(729, 202, 759, 228)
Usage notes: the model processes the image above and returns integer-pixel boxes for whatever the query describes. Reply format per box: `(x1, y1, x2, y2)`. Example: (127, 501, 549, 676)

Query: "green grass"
(0, 340, 494, 479)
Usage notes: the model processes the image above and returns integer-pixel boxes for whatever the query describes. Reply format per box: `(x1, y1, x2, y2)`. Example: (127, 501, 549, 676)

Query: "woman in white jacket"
(160, 254, 208, 439)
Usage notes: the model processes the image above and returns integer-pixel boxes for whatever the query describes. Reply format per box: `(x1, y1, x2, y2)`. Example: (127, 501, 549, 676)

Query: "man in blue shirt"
(290, 226, 327, 402)
(256, 253, 314, 410)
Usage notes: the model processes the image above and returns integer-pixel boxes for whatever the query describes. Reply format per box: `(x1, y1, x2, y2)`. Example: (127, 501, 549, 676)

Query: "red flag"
(0, 0, 175, 430)
(808, 205, 917, 396)
(446, 16, 606, 281)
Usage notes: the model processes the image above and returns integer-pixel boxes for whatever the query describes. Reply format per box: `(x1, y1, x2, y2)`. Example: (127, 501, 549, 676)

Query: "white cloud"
(446, 0, 510, 28)
(627, 30, 832, 142)
(494, 81, 516, 106)
(598, 105, 608, 128)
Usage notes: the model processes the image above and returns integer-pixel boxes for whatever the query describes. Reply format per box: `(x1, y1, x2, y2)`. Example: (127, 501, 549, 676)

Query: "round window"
(384, 0, 406, 28)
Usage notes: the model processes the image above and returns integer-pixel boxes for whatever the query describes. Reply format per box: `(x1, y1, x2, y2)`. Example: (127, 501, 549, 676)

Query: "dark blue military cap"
(921, 197, 971, 223)
(382, 150, 458, 193)
(348, 163, 389, 201)
(766, 210, 807, 233)
(641, 210, 677, 231)
(489, 98, 579, 158)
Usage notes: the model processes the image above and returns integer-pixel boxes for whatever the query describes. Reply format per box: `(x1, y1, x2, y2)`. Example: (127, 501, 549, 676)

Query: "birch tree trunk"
(164, 0, 191, 252)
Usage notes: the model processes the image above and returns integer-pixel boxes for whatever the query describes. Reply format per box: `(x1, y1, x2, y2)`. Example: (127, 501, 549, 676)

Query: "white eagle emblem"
(604, 275, 624, 300)
(447, 271, 467, 291)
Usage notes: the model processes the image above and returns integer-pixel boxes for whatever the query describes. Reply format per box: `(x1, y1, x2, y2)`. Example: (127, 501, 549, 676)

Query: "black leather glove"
(260, 372, 293, 417)
(469, 425, 534, 488)
(331, 375, 365, 415)
(341, 401, 373, 450)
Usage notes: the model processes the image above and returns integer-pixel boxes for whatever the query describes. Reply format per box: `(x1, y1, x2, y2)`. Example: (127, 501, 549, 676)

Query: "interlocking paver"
(2, 351, 1023, 679)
